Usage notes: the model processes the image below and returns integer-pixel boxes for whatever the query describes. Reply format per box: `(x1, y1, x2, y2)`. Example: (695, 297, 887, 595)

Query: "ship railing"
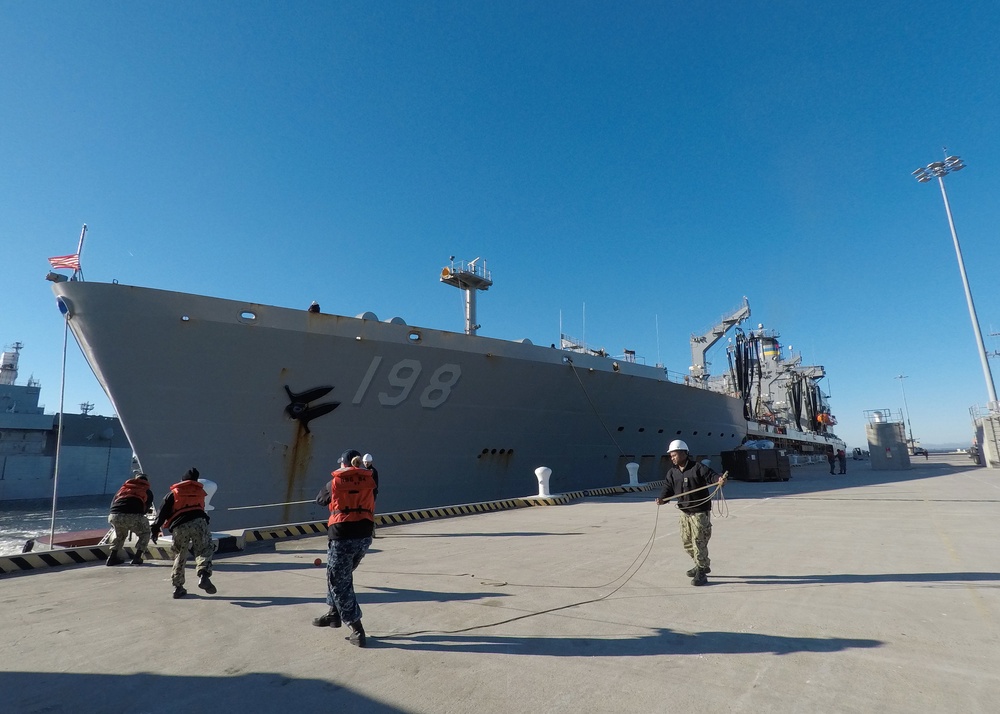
(446, 258, 491, 283)
(971, 403, 1000, 420)
(864, 408, 904, 425)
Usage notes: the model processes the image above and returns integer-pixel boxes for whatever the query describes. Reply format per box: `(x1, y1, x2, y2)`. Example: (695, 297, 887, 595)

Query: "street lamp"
(895, 374, 915, 451)
(912, 155, 999, 410)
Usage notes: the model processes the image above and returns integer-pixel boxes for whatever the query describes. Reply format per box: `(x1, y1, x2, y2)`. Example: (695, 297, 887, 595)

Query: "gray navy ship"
(0, 342, 133, 501)
(50, 258, 844, 532)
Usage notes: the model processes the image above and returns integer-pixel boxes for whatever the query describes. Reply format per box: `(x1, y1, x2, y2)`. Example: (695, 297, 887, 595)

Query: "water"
(0, 496, 112, 556)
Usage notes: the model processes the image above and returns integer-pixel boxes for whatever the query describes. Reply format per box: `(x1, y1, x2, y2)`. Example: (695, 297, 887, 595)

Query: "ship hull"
(53, 282, 772, 530)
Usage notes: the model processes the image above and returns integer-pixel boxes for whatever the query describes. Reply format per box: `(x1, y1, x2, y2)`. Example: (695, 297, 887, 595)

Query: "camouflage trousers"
(679, 511, 713, 570)
(169, 518, 214, 587)
(326, 536, 373, 625)
(107, 513, 151, 556)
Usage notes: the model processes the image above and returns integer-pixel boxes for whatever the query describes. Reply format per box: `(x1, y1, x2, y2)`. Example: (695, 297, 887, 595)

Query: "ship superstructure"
(688, 301, 840, 451)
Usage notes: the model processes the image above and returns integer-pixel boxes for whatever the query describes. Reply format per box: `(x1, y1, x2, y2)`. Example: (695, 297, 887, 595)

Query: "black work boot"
(106, 552, 123, 566)
(173, 586, 187, 599)
(686, 565, 711, 577)
(197, 573, 217, 594)
(691, 569, 708, 586)
(312, 608, 343, 628)
(130, 554, 144, 565)
(347, 620, 367, 648)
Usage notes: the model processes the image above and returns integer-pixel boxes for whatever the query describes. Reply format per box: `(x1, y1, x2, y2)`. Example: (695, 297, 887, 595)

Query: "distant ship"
(0, 342, 133, 501)
(50, 259, 844, 531)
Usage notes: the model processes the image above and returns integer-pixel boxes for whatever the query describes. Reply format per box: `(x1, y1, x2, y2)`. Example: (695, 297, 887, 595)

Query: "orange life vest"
(166, 480, 207, 528)
(327, 467, 376, 526)
(114, 478, 149, 503)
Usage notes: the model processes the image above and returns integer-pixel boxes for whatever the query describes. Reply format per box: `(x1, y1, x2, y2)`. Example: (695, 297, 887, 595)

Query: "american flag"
(48, 253, 80, 270)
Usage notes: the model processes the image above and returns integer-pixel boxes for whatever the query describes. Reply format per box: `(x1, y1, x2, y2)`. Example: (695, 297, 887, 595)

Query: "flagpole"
(73, 224, 87, 281)
(48, 305, 71, 549)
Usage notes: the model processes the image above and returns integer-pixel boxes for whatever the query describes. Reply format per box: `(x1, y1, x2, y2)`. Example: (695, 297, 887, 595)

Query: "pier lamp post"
(912, 156, 999, 410)
(895, 374, 915, 451)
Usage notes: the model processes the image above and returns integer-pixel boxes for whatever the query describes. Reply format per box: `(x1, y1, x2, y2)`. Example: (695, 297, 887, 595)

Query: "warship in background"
(0, 342, 133, 502)
(49, 258, 844, 532)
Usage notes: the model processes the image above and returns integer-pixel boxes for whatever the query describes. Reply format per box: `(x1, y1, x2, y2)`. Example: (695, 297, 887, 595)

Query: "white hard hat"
(667, 439, 689, 453)
(362, 453, 373, 465)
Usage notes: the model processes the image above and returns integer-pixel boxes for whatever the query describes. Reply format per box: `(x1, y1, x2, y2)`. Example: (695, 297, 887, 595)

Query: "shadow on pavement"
(375, 627, 882, 656)
(0, 671, 408, 714)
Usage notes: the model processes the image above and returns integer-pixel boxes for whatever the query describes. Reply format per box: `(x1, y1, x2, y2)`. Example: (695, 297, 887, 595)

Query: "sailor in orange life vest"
(106, 473, 154, 566)
(313, 449, 376, 647)
(151, 468, 217, 599)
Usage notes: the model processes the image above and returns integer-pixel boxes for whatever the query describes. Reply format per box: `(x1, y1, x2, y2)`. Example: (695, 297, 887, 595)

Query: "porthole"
(408, 331, 421, 343)
(181, 315, 190, 322)
(617, 426, 625, 432)
(238, 310, 257, 323)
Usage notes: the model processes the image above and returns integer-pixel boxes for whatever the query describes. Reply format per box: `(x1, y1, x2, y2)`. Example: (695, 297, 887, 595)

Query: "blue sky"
(3, 2, 999, 451)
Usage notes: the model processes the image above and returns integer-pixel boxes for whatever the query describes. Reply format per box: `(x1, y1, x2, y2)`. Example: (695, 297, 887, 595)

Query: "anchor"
(283, 385, 340, 433)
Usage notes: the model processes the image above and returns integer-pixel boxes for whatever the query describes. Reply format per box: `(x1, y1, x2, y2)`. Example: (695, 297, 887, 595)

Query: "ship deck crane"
(689, 297, 751, 383)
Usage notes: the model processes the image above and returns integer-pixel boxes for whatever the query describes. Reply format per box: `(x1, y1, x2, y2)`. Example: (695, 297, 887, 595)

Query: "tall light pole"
(896, 374, 915, 450)
(912, 155, 999, 410)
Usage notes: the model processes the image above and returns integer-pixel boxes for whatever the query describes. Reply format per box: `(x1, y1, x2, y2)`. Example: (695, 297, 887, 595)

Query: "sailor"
(654, 440, 727, 586)
(307, 301, 320, 313)
(151, 468, 216, 599)
(836, 448, 847, 474)
(106, 473, 154, 566)
(362, 453, 379, 537)
(313, 449, 376, 647)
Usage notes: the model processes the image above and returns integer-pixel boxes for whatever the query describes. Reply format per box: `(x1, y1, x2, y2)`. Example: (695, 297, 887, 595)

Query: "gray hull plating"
(54, 282, 754, 531)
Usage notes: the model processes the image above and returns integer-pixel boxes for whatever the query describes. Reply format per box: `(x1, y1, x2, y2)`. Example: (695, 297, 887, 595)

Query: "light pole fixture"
(912, 155, 999, 409)
(895, 374, 915, 450)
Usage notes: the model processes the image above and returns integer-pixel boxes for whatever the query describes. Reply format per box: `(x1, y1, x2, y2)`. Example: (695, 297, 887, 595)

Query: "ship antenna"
(655, 314, 661, 367)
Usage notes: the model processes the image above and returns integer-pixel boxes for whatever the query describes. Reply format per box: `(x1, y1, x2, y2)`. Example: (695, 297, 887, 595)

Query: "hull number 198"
(352, 357, 462, 409)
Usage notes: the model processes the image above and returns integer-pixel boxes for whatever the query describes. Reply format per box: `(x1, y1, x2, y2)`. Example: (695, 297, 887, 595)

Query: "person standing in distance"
(654, 440, 727, 586)
(151, 468, 217, 599)
(106, 473, 154, 566)
(313, 450, 376, 647)
(362, 453, 379, 537)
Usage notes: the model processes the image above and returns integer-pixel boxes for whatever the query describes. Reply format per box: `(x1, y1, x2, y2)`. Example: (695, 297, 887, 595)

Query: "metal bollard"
(534, 467, 552, 497)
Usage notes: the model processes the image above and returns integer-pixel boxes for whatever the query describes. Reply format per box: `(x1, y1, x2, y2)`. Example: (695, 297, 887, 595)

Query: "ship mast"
(440, 257, 493, 336)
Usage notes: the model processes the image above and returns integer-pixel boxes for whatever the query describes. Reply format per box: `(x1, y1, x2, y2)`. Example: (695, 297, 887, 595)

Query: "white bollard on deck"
(623, 461, 640, 486)
(534, 467, 553, 497)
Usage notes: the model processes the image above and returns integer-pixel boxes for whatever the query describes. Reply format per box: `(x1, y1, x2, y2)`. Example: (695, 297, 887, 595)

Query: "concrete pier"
(1, 455, 997, 713)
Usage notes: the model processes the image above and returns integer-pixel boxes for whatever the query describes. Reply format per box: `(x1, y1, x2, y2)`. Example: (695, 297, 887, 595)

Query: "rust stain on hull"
(283, 421, 314, 522)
